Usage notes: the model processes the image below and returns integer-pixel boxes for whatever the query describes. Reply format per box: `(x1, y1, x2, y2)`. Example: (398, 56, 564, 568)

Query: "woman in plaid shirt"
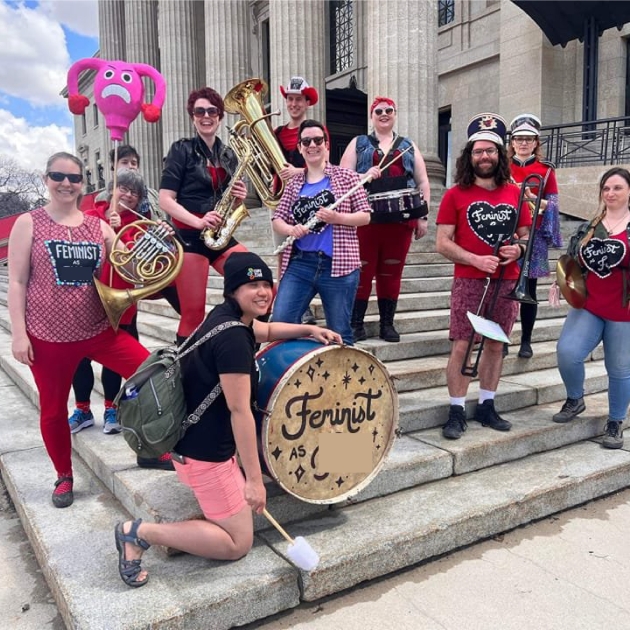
(272, 120, 371, 344)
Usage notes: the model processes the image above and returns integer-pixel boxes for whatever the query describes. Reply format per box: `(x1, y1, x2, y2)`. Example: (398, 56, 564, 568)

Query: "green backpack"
(115, 320, 246, 459)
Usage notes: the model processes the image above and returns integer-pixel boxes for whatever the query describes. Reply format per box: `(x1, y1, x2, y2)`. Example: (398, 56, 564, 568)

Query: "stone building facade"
(73, 0, 629, 202)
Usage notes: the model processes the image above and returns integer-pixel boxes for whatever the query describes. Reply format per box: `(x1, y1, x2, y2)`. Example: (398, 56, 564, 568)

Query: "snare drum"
(255, 339, 398, 504)
(368, 188, 428, 224)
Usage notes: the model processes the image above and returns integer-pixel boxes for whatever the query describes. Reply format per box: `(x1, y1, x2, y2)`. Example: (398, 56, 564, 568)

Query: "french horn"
(94, 220, 183, 330)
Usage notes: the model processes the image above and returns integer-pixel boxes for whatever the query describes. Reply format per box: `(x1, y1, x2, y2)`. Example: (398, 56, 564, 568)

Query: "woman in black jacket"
(159, 87, 249, 344)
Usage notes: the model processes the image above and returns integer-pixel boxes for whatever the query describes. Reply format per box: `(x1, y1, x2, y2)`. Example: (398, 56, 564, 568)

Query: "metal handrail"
(533, 116, 630, 168)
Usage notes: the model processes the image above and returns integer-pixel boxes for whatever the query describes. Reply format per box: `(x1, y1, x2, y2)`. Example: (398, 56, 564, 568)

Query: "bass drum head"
(257, 340, 398, 504)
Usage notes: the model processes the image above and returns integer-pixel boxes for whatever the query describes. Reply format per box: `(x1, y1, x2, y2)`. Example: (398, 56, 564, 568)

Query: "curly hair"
(186, 87, 225, 120)
(454, 142, 511, 188)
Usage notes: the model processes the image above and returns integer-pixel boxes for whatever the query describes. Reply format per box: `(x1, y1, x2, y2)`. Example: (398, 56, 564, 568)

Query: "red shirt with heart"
(580, 231, 630, 321)
(437, 183, 531, 279)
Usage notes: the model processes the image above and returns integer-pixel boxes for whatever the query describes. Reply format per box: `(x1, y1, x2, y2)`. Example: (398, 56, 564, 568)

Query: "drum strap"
(367, 133, 405, 175)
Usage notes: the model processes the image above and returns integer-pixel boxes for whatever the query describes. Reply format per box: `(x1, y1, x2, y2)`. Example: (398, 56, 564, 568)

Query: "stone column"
(158, 0, 201, 149)
(269, 0, 327, 123)
(98, 0, 125, 61)
(204, 0, 251, 146)
(124, 0, 162, 189)
(366, 0, 444, 192)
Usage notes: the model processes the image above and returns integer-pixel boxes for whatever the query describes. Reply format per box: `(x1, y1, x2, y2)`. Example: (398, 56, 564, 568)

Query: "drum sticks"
(262, 508, 320, 571)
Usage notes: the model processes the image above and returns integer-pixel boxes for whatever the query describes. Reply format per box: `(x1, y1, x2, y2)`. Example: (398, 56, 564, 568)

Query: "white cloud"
(0, 108, 73, 172)
(40, 0, 99, 38)
(0, 2, 70, 106)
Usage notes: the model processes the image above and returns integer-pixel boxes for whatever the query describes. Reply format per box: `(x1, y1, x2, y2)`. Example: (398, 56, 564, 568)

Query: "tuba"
(223, 78, 288, 209)
(94, 220, 183, 330)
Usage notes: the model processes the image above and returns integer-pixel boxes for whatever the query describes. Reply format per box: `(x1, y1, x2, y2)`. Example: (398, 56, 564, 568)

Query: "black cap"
(223, 252, 274, 296)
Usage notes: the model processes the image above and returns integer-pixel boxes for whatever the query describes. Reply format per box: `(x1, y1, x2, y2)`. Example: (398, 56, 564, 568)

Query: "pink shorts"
(173, 455, 247, 520)
(449, 277, 518, 341)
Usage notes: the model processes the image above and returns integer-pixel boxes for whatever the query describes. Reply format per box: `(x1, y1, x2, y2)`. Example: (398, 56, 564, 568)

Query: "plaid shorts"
(449, 277, 519, 341)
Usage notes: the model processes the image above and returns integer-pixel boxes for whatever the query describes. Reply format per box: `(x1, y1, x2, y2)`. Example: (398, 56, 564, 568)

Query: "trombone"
(460, 173, 545, 377)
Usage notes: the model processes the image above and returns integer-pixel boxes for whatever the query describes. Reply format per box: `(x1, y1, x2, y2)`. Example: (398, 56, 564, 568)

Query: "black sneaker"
(52, 476, 74, 508)
(552, 397, 586, 423)
(602, 420, 624, 449)
(442, 405, 467, 440)
(474, 400, 512, 431)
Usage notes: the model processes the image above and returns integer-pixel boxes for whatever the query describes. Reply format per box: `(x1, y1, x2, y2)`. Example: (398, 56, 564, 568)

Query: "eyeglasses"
(299, 136, 326, 147)
(193, 106, 220, 118)
(471, 148, 499, 157)
(47, 171, 83, 184)
(512, 137, 536, 144)
(374, 107, 395, 116)
(118, 185, 140, 199)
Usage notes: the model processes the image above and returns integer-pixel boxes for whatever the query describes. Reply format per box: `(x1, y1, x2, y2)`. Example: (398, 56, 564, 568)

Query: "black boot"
(351, 299, 369, 342)
(378, 298, 400, 342)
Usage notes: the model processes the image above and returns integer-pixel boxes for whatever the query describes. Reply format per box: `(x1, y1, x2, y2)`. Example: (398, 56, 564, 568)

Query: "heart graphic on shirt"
(580, 238, 626, 278)
(467, 202, 517, 247)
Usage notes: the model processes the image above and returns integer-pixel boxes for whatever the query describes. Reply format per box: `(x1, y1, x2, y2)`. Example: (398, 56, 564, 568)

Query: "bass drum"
(255, 339, 398, 504)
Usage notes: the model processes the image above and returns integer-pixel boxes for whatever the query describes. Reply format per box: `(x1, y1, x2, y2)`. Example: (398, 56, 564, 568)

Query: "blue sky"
(0, 0, 99, 170)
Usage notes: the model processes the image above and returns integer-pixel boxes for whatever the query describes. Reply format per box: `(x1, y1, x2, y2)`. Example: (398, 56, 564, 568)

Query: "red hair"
(186, 87, 225, 120)
(370, 96, 396, 116)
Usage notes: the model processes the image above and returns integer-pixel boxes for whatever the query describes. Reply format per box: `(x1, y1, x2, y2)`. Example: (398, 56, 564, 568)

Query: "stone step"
(4, 375, 628, 626)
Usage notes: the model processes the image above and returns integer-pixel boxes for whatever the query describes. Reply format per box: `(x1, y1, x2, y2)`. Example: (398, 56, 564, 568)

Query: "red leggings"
(29, 328, 149, 477)
(175, 244, 248, 337)
(356, 222, 414, 301)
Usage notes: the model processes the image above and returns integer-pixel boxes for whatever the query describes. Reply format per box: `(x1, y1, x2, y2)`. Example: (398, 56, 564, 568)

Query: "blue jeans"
(273, 250, 359, 345)
(557, 308, 630, 421)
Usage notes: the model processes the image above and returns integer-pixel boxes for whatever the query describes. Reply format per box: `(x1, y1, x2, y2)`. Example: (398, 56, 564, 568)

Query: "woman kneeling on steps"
(114, 252, 341, 587)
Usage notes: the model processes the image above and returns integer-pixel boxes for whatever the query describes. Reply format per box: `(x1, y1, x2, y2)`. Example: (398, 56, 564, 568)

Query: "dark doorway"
(438, 108, 452, 186)
(325, 85, 368, 164)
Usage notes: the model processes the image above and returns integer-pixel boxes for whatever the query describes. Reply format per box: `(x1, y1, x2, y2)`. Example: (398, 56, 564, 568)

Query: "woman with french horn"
(68, 168, 147, 437)
(8, 152, 150, 509)
(507, 114, 562, 358)
(159, 87, 249, 344)
(554, 167, 630, 450)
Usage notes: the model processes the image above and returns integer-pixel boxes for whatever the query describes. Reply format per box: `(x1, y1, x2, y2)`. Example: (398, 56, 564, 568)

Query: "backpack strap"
(176, 320, 248, 429)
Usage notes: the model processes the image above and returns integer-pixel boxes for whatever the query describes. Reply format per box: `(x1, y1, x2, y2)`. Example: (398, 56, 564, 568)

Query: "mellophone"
(255, 339, 398, 504)
(368, 188, 428, 224)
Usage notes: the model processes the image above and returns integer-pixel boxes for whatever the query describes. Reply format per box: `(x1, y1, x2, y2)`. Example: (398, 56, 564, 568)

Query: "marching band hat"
(467, 112, 507, 146)
(280, 77, 319, 106)
(223, 252, 274, 296)
(510, 113, 542, 137)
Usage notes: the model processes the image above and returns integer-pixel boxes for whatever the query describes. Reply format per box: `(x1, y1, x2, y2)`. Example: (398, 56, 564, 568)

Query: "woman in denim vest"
(340, 97, 430, 342)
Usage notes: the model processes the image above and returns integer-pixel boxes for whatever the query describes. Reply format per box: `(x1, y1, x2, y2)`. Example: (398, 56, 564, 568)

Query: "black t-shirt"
(175, 301, 257, 462)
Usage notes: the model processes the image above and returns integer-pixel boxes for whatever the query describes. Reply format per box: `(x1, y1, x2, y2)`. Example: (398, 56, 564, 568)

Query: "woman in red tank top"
(8, 152, 149, 509)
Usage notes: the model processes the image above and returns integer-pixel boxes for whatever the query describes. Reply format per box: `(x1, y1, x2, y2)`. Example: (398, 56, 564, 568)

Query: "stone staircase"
(1, 207, 628, 630)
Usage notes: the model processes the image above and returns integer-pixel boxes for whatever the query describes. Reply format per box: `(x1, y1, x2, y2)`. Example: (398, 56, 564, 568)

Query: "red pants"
(29, 328, 149, 477)
(356, 222, 414, 301)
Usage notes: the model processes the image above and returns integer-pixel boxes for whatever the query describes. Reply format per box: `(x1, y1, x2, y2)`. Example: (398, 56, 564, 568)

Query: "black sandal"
(114, 519, 151, 587)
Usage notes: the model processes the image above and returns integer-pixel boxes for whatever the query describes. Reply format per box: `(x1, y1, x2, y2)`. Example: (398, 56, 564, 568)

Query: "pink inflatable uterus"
(66, 58, 166, 142)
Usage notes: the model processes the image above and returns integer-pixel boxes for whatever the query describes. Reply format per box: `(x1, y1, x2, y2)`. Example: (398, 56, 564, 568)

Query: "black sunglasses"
(47, 171, 83, 184)
(299, 136, 326, 147)
(193, 106, 220, 118)
(374, 107, 395, 116)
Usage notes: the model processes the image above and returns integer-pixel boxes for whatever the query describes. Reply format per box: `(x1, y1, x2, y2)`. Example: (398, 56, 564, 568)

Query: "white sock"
(450, 397, 466, 408)
(478, 389, 495, 404)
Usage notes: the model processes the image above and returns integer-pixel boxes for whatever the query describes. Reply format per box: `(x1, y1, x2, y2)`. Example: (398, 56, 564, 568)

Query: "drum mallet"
(262, 508, 320, 571)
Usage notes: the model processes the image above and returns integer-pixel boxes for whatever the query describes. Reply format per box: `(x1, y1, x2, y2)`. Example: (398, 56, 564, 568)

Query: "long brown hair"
(580, 167, 630, 247)
(454, 142, 511, 188)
